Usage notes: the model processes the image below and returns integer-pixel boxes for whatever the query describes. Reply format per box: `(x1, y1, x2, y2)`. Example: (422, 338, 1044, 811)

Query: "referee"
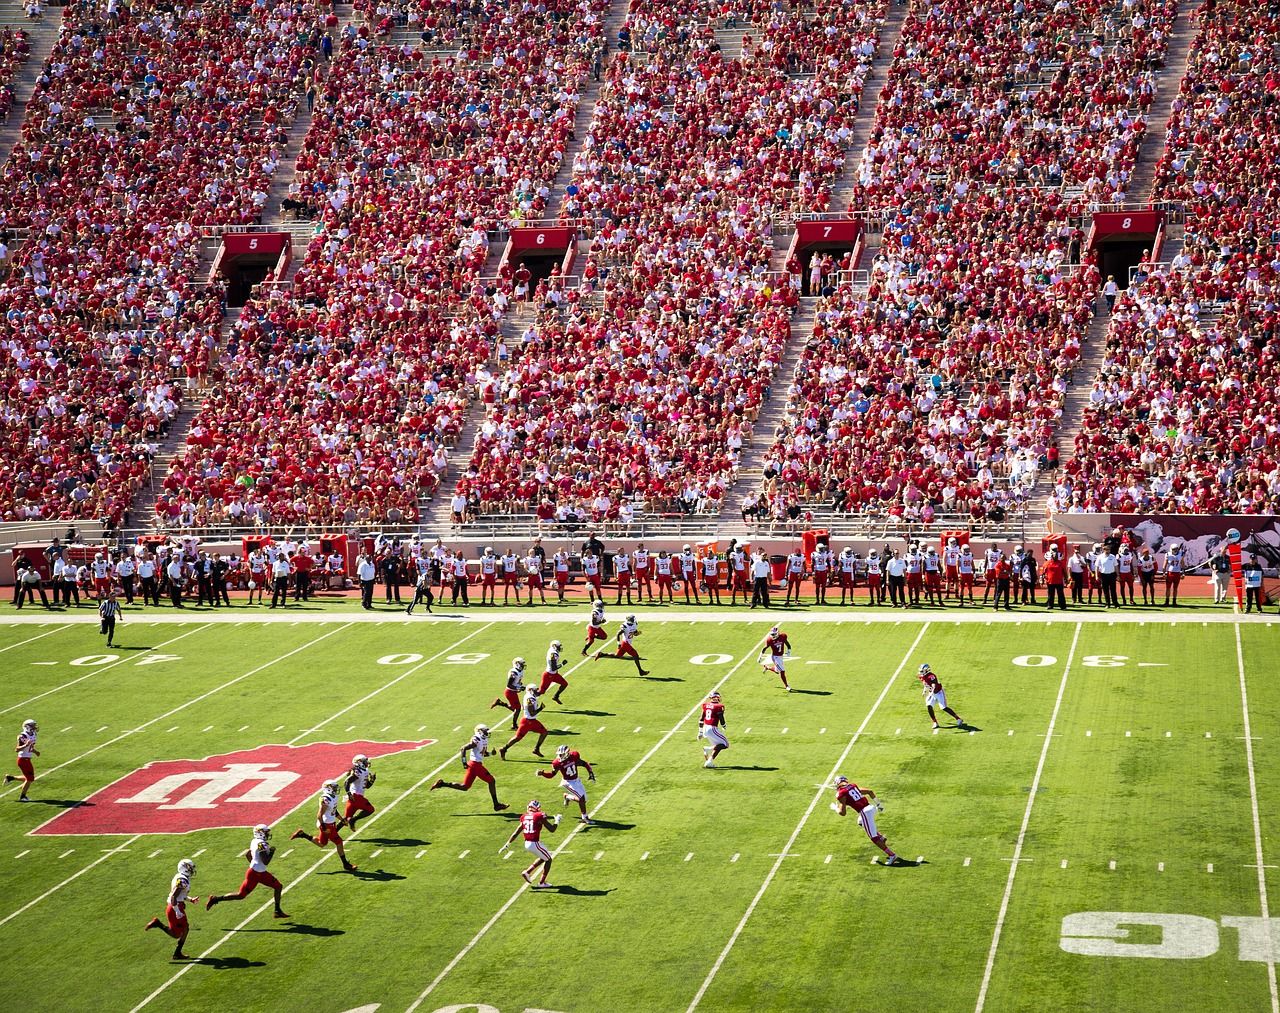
(99, 592, 123, 648)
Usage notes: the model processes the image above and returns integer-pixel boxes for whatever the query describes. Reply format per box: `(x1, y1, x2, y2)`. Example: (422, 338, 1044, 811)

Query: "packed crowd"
(1057, 1, 1280, 515)
(0, 27, 29, 121)
(0, 0, 330, 525)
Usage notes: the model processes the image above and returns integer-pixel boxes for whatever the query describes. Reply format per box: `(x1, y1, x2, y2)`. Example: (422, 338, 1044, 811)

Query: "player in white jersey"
(146, 858, 199, 959)
(538, 641, 570, 703)
(523, 551, 547, 604)
(982, 545, 1002, 605)
(4, 718, 39, 800)
(614, 547, 635, 605)
(811, 545, 831, 604)
(784, 549, 806, 605)
(594, 614, 649, 675)
(943, 538, 961, 598)
(492, 657, 528, 728)
(479, 547, 499, 605)
(499, 686, 549, 759)
(838, 547, 859, 605)
(431, 725, 509, 811)
(291, 778, 358, 871)
(582, 599, 607, 656)
(501, 550, 522, 605)
(343, 754, 377, 831)
(206, 825, 288, 917)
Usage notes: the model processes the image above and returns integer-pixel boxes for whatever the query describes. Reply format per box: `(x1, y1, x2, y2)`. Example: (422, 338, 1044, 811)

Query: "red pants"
(165, 903, 188, 934)
(513, 718, 547, 741)
(556, 572, 570, 589)
(344, 795, 375, 820)
(616, 641, 639, 659)
(585, 575, 602, 595)
(317, 823, 343, 846)
(502, 687, 520, 709)
(866, 575, 881, 593)
(617, 572, 631, 588)
(16, 757, 34, 782)
(540, 671, 567, 694)
(528, 574, 543, 589)
(237, 868, 283, 897)
(461, 760, 495, 788)
(482, 574, 496, 588)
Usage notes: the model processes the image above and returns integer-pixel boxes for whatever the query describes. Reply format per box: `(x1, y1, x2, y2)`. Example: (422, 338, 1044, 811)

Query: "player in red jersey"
(342, 754, 376, 831)
(145, 858, 198, 959)
(582, 600, 608, 656)
(539, 641, 570, 703)
(762, 625, 792, 691)
(537, 744, 596, 823)
(492, 656, 528, 729)
(4, 718, 39, 800)
(430, 725, 509, 811)
(206, 825, 289, 917)
(698, 691, 729, 767)
(831, 776, 899, 864)
(594, 614, 649, 675)
(502, 799, 560, 889)
(917, 663, 964, 729)
(499, 686, 549, 759)
(290, 778, 358, 871)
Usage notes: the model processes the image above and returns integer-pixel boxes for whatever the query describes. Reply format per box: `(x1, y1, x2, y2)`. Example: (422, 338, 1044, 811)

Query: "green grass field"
(0, 609, 1276, 1013)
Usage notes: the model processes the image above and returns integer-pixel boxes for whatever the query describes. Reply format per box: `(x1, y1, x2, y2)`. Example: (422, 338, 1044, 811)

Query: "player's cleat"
(562, 794, 570, 807)
(532, 882, 554, 889)
(579, 816, 593, 824)
(429, 779, 445, 791)
(494, 802, 510, 812)
(498, 748, 507, 761)
(532, 750, 545, 758)
(593, 653, 601, 662)
(931, 722, 940, 729)
(290, 829, 306, 840)
(639, 669, 650, 675)
(2, 775, 14, 784)
(785, 686, 792, 692)
(17, 796, 28, 802)
(145, 917, 162, 931)
(273, 910, 289, 918)
(205, 897, 218, 910)
(522, 870, 533, 885)
(884, 855, 901, 866)
(703, 760, 716, 768)
(342, 861, 358, 873)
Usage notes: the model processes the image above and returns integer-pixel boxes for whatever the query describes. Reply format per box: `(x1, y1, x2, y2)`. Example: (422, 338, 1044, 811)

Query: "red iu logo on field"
(30, 740, 435, 836)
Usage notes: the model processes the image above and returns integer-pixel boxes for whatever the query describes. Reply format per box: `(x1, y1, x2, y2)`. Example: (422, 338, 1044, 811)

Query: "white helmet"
(177, 858, 196, 879)
(550, 640, 562, 651)
(918, 663, 931, 675)
(842, 546, 853, 555)
(513, 657, 526, 669)
(475, 723, 490, 736)
(556, 744, 570, 760)
(22, 719, 37, 734)
(253, 824, 272, 842)
(321, 778, 339, 796)
(484, 546, 494, 554)
(709, 691, 722, 702)
(528, 685, 540, 696)
(352, 754, 369, 769)
(593, 599, 604, 609)
(528, 799, 542, 811)
(948, 536, 958, 546)
(869, 549, 878, 558)
(626, 614, 636, 624)
(769, 625, 780, 636)
(834, 775, 849, 787)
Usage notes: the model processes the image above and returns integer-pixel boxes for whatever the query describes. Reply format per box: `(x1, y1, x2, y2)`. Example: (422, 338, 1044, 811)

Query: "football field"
(0, 608, 1276, 1013)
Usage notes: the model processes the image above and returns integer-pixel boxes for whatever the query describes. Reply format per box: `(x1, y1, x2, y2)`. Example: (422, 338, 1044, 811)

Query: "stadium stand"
(0, 26, 27, 121)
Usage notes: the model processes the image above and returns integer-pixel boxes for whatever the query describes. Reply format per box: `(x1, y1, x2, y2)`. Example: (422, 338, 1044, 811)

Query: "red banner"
(221, 232, 290, 257)
(1090, 211, 1163, 241)
(507, 226, 576, 254)
(795, 218, 862, 248)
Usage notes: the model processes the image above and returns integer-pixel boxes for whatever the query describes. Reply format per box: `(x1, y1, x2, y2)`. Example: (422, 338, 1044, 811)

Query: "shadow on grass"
(230, 922, 344, 937)
(713, 765, 779, 773)
(356, 837, 429, 848)
(557, 709, 615, 717)
(578, 820, 635, 832)
(345, 869, 407, 882)
(541, 885, 615, 897)
(790, 689, 832, 696)
(180, 956, 267, 969)
(20, 798, 85, 808)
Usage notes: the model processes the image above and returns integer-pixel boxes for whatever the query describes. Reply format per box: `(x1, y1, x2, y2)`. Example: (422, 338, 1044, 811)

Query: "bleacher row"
(0, 0, 1273, 530)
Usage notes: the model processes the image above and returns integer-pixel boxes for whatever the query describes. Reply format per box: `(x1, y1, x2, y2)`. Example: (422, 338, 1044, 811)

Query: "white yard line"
(1235, 623, 1279, 1013)
(0, 624, 69, 655)
(0, 624, 213, 717)
(973, 622, 1083, 1013)
(0, 835, 141, 928)
(404, 635, 770, 1013)
(7, 624, 353, 805)
(685, 624, 931, 1012)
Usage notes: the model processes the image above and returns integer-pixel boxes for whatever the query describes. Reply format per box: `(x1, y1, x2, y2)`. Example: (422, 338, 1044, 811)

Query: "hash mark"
(594, 851, 604, 861)
(640, 852, 649, 861)
(1008, 730, 1013, 736)
(819, 728, 826, 735)
(381, 726, 391, 732)
(96, 726, 108, 733)
(148, 850, 162, 859)
(453, 726, 461, 732)
(458, 850, 470, 860)
(824, 855, 832, 865)
(781, 728, 789, 735)
(1158, 862, 1164, 872)
(167, 726, 179, 733)
(274, 725, 284, 731)
(1086, 730, 1092, 737)
(916, 856, 925, 863)
(416, 850, 427, 859)
(685, 853, 694, 862)
(597, 726, 606, 733)
(1109, 860, 1116, 871)
(1061, 860, 1068, 869)
(744, 727, 752, 735)
(634, 726, 642, 733)
(1208, 863, 1214, 873)
(192, 849, 206, 859)
(346, 725, 356, 732)
(14, 850, 29, 859)
(730, 853, 740, 863)
(58, 850, 74, 859)
(895, 728, 902, 736)
(419, 725, 427, 732)
(1206, 732, 1212, 739)
(1125, 731, 1131, 737)
(370, 849, 384, 859)
(201, 726, 213, 733)
(964, 857, 971, 867)
(1165, 731, 1172, 738)
(281, 849, 294, 859)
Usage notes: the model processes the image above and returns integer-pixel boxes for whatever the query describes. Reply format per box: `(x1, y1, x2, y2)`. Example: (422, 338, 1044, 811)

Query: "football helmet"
(253, 824, 271, 841)
(475, 723, 490, 736)
(177, 858, 196, 879)
(550, 640, 562, 652)
(513, 657, 525, 669)
(556, 745, 570, 761)
(593, 599, 604, 609)
(769, 625, 780, 637)
(21, 719, 37, 734)
(918, 663, 931, 675)
(626, 614, 636, 624)
(527, 685, 540, 696)
(834, 775, 849, 787)
(321, 779, 339, 796)
(709, 691, 721, 702)
(528, 800, 542, 812)
(352, 754, 369, 770)
(484, 546, 494, 554)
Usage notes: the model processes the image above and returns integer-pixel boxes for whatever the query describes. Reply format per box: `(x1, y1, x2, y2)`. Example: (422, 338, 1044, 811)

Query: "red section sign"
(221, 231, 290, 257)
(795, 218, 862, 248)
(1090, 211, 1163, 241)
(507, 226, 576, 254)
(31, 740, 435, 836)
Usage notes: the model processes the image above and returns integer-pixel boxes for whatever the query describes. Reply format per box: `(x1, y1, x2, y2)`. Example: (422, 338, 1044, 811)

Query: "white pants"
(769, 655, 786, 673)
(926, 689, 947, 709)
(702, 726, 729, 750)
(857, 806, 880, 840)
(524, 839, 551, 862)
(561, 778, 585, 802)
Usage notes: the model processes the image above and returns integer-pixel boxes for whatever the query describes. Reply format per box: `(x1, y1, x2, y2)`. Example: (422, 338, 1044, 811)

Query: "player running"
(290, 778, 358, 871)
(831, 776, 900, 865)
(145, 858, 199, 959)
(582, 599, 608, 657)
(492, 656, 528, 729)
(917, 663, 964, 729)
(206, 824, 288, 918)
(698, 691, 729, 768)
(537, 744, 596, 823)
(3, 719, 39, 801)
(539, 640, 570, 704)
(502, 799, 560, 889)
(430, 725, 509, 811)
(594, 614, 649, 675)
(499, 685, 549, 759)
(762, 625, 792, 691)
(343, 754, 377, 831)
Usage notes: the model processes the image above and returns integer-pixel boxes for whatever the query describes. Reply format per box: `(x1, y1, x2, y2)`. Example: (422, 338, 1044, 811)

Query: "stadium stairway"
(0, 2, 63, 168)
(1126, 0, 1200, 204)
(123, 387, 212, 530)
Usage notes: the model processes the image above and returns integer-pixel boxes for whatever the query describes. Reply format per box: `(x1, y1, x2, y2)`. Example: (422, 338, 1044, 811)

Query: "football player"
(502, 799, 559, 889)
(431, 725, 509, 812)
(3, 718, 39, 800)
(145, 858, 198, 959)
(1163, 541, 1184, 606)
(594, 614, 649, 675)
(537, 744, 596, 823)
(917, 663, 964, 729)
(698, 691, 729, 768)
(762, 625, 792, 691)
(206, 824, 288, 918)
(492, 657, 528, 729)
(539, 640, 569, 703)
(582, 599, 608, 656)
(290, 779, 358, 872)
(831, 775, 899, 865)
(343, 754, 376, 831)
(499, 685, 549, 759)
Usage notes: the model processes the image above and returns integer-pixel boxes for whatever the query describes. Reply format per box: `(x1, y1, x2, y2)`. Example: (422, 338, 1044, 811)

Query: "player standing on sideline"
(784, 547, 805, 605)
(343, 754, 376, 831)
(492, 657, 528, 729)
(957, 544, 976, 604)
(614, 546, 634, 605)
(677, 545, 701, 604)
(499, 685, 549, 759)
(654, 550, 675, 603)
(582, 599, 608, 657)
(634, 543, 653, 602)
(811, 543, 831, 604)
(502, 799, 559, 889)
(3, 719, 39, 800)
(917, 663, 964, 729)
(539, 640, 570, 703)
(595, 614, 650, 675)
(730, 544, 749, 605)
(537, 744, 596, 823)
(905, 544, 924, 607)
(290, 779, 358, 872)
(702, 548, 722, 605)
(762, 625, 793, 691)
(581, 549, 603, 601)
(523, 548, 548, 605)
(1137, 546, 1157, 605)
(145, 858, 198, 959)
(553, 549, 571, 602)
(501, 548, 522, 605)
(831, 776, 899, 865)
(479, 547, 498, 605)
(1117, 546, 1136, 605)
(923, 547, 945, 606)
(206, 825, 289, 917)
(944, 537, 961, 599)
(98, 591, 123, 648)
(431, 725, 509, 811)
(1163, 542, 1184, 606)
(837, 547, 857, 605)
(698, 691, 729, 767)
(982, 544, 1002, 605)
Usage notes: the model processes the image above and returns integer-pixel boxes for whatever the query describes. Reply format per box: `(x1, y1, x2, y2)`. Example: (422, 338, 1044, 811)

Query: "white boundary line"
(973, 622, 1082, 1013)
(0, 624, 70, 656)
(130, 623, 607, 1011)
(2, 624, 353, 803)
(1236, 623, 1279, 1013)
(0, 834, 142, 929)
(0, 624, 213, 717)
(404, 631, 771, 1012)
(685, 623, 931, 1011)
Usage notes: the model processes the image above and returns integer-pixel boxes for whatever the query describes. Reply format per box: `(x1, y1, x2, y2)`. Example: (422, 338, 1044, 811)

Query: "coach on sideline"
(750, 552, 772, 609)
